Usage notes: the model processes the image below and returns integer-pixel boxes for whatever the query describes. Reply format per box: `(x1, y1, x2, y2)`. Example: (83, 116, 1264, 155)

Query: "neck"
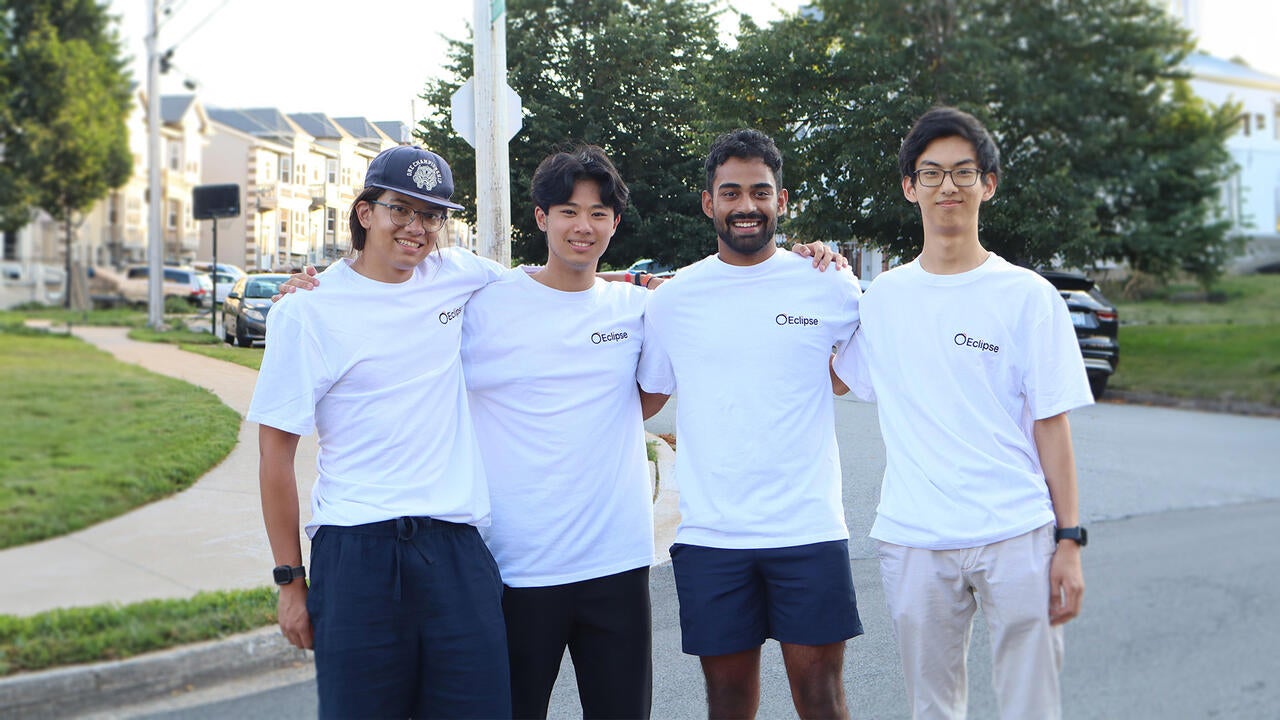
(716, 240, 777, 267)
(350, 255, 414, 283)
(532, 260, 596, 292)
(918, 230, 988, 275)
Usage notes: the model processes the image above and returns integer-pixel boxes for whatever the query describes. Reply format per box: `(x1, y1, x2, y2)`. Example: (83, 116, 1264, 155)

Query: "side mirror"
(227, 292, 240, 300)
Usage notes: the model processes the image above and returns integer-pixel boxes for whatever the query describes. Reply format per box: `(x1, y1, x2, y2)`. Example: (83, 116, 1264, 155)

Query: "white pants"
(877, 523, 1064, 720)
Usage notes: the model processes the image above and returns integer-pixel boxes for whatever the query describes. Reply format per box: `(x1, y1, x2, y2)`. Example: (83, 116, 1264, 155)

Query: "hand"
(1048, 541, 1084, 626)
(791, 241, 849, 271)
(271, 265, 319, 302)
(277, 583, 314, 649)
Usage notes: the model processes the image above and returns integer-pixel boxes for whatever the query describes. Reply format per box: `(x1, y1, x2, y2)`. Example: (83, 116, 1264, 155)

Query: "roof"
(206, 108, 305, 142)
(1185, 52, 1280, 90)
(287, 113, 348, 140)
(159, 94, 196, 123)
(332, 116, 391, 142)
(374, 121, 413, 143)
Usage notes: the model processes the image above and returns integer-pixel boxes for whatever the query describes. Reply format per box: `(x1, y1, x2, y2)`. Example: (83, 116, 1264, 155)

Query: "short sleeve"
(246, 302, 336, 436)
(832, 325, 875, 402)
(1023, 289, 1093, 419)
(636, 306, 675, 395)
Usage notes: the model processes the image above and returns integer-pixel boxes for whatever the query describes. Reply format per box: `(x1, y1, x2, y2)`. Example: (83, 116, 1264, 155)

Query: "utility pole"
(473, 0, 511, 267)
(145, 0, 164, 327)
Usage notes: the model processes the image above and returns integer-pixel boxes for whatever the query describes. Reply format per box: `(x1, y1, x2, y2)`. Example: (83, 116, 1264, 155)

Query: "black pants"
(502, 566, 652, 719)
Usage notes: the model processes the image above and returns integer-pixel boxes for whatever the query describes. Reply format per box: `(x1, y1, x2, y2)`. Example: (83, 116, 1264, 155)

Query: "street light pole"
(473, 0, 511, 267)
(145, 0, 164, 327)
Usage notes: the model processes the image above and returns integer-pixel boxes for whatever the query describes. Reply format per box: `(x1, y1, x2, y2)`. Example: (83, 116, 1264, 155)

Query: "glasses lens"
(917, 169, 943, 186)
(953, 169, 979, 186)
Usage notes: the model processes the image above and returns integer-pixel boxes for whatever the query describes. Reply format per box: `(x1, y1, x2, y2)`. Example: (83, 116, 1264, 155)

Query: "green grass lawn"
(0, 329, 240, 549)
(0, 588, 276, 676)
(1109, 274, 1280, 407)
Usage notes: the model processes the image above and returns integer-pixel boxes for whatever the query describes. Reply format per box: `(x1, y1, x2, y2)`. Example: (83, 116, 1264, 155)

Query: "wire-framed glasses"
(912, 168, 984, 187)
(369, 200, 447, 231)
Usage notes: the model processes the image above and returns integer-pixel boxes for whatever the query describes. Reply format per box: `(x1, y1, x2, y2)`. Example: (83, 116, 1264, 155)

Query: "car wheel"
(1090, 375, 1109, 400)
(235, 322, 249, 348)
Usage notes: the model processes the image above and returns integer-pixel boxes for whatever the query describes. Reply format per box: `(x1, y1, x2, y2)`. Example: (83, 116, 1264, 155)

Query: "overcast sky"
(105, 0, 1280, 127)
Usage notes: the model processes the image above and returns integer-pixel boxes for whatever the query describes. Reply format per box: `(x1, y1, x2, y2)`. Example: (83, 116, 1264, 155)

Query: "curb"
(0, 627, 311, 720)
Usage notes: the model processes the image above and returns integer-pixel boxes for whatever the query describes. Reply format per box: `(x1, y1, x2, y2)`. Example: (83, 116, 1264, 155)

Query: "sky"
(105, 0, 1280, 128)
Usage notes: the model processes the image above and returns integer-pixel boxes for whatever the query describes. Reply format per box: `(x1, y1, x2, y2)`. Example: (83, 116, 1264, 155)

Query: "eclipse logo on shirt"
(591, 330, 629, 345)
(954, 333, 1000, 353)
(776, 313, 819, 327)
(439, 306, 463, 324)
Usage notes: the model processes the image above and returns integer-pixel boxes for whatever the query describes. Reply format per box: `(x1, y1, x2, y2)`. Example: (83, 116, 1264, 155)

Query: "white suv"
(119, 265, 212, 307)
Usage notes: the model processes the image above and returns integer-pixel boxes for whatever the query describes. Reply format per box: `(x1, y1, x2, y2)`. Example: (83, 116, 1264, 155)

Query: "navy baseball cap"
(364, 145, 464, 211)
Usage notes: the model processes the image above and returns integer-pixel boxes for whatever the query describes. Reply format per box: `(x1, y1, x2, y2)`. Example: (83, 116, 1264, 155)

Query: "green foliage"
(0, 0, 133, 231)
(0, 330, 240, 548)
(415, 0, 725, 267)
(0, 587, 278, 676)
(712, 0, 1238, 279)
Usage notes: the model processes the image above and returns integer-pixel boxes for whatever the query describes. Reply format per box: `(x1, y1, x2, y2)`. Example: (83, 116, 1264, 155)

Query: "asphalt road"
(129, 397, 1280, 719)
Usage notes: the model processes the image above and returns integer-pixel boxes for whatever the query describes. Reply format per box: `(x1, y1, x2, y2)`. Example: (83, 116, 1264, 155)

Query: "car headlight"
(244, 308, 266, 321)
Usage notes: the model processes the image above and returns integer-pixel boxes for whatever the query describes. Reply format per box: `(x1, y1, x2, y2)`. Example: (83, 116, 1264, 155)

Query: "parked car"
(222, 273, 289, 347)
(118, 265, 212, 307)
(625, 258, 675, 277)
(1039, 270, 1120, 398)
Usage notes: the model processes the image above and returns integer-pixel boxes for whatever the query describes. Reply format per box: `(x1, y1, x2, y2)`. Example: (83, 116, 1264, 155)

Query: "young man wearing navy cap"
(250, 145, 510, 718)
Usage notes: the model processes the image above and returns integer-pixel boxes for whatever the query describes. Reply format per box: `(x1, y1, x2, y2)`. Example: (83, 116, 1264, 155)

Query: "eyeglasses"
(369, 200, 447, 231)
(912, 168, 984, 187)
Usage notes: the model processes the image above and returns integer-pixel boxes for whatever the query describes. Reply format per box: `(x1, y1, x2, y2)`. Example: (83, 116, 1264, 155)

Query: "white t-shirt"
(832, 254, 1093, 550)
(247, 249, 504, 537)
(637, 250, 862, 549)
(462, 270, 653, 587)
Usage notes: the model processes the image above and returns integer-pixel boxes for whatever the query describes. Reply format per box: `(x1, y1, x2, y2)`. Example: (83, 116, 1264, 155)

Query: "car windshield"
(245, 278, 285, 298)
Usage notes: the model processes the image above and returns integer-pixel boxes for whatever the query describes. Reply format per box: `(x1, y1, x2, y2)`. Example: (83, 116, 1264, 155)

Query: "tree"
(415, 0, 725, 267)
(711, 0, 1239, 282)
(0, 0, 133, 302)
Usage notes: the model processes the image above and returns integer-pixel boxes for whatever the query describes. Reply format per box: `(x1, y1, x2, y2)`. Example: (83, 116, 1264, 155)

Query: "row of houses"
(1, 91, 477, 307)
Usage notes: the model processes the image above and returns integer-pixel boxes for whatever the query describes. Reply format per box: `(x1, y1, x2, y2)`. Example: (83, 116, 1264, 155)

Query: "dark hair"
(704, 129, 783, 192)
(530, 145, 630, 216)
(898, 106, 1001, 184)
(348, 185, 384, 251)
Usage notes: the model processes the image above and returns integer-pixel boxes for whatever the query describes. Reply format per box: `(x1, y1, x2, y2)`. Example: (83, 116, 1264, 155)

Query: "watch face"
(273, 566, 291, 585)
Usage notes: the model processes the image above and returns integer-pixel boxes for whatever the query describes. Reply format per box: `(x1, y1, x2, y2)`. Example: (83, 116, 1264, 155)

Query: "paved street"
(121, 396, 1280, 719)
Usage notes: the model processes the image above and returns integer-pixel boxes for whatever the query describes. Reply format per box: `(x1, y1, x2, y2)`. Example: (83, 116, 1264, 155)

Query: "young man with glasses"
(636, 129, 863, 720)
(832, 106, 1091, 719)
(250, 145, 510, 718)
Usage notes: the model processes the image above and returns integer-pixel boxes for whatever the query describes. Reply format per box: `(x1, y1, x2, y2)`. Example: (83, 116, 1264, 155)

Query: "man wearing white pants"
(833, 106, 1091, 719)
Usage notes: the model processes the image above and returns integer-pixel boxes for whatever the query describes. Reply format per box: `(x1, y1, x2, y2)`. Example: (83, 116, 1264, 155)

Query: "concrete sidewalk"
(0, 326, 679, 718)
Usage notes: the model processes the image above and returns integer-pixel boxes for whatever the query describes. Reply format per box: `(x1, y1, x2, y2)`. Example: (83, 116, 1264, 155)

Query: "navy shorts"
(307, 517, 510, 719)
(670, 539, 863, 657)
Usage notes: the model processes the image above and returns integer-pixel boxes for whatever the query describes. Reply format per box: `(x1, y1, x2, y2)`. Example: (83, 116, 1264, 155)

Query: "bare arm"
(639, 388, 671, 420)
(1034, 412, 1085, 626)
(259, 424, 312, 649)
(830, 354, 850, 396)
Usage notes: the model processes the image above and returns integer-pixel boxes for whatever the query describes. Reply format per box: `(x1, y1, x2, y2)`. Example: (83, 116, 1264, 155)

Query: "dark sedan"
(1039, 270, 1120, 398)
(222, 273, 289, 347)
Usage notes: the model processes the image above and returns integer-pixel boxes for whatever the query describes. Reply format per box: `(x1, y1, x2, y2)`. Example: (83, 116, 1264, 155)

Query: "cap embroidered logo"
(409, 160, 443, 192)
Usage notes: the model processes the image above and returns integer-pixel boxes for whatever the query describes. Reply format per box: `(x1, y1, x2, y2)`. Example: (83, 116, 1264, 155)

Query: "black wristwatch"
(272, 564, 306, 586)
(1054, 526, 1088, 547)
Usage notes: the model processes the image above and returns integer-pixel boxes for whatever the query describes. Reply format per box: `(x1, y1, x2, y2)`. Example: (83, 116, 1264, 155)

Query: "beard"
(714, 212, 777, 256)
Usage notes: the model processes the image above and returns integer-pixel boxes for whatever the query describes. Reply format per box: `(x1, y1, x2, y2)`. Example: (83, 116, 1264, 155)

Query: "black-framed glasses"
(912, 168, 984, 187)
(369, 200, 447, 231)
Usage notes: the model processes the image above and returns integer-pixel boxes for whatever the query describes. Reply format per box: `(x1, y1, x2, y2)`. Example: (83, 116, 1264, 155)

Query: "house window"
(280, 217, 288, 235)
(168, 141, 181, 171)
(2, 230, 16, 261)
(341, 166, 352, 186)
(295, 164, 306, 185)
(280, 156, 293, 183)
(1239, 113, 1251, 137)
(326, 207, 337, 234)
(167, 200, 180, 229)
(327, 159, 338, 184)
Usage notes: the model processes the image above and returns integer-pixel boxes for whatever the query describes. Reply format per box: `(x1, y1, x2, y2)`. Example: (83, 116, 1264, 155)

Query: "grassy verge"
(181, 343, 265, 370)
(0, 329, 240, 549)
(1109, 274, 1280, 408)
(0, 588, 277, 677)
